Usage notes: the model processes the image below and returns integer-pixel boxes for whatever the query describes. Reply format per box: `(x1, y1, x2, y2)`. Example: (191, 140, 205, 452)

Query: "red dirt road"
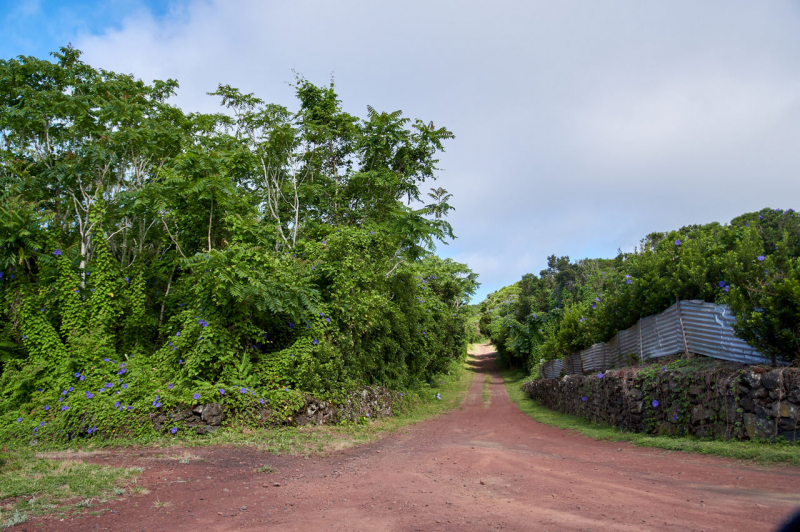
(22, 344, 800, 531)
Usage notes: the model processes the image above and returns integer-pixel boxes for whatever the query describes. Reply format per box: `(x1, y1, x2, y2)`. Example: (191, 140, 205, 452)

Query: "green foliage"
(0, 48, 478, 445)
(481, 208, 800, 370)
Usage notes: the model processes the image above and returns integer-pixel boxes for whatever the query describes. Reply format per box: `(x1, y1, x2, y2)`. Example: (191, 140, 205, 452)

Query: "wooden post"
(638, 320, 644, 365)
(676, 296, 690, 357)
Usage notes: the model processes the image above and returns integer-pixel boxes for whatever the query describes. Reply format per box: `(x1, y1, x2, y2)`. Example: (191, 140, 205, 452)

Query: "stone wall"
(149, 386, 400, 435)
(522, 364, 800, 441)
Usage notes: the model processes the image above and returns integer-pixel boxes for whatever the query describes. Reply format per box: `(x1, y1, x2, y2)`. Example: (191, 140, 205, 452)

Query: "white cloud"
(74, 0, 800, 301)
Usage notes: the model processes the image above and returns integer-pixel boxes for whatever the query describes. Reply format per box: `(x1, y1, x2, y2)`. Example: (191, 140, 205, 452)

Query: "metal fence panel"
(640, 303, 682, 359)
(617, 322, 641, 363)
(542, 359, 563, 379)
(563, 352, 583, 375)
(580, 344, 605, 373)
(679, 300, 768, 365)
(538, 301, 780, 379)
(606, 336, 621, 370)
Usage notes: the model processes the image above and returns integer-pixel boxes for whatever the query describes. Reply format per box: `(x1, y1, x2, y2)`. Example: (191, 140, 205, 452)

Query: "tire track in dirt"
(22, 343, 800, 531)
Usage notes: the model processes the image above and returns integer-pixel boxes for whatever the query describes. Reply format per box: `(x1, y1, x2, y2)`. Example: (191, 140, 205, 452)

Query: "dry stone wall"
(523, 364, 800, 442)
(148, 386, 400, 434)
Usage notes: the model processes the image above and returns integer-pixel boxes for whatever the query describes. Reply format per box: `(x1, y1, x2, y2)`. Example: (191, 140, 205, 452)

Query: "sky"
(3, 0, 800, 302)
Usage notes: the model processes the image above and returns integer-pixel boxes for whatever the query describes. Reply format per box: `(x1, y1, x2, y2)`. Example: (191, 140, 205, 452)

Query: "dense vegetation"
(480, 209, 800, 370)
(0, 47, 479, 443)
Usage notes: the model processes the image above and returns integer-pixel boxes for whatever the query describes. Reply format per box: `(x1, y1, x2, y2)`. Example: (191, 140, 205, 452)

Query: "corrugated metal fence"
(539, 300, 775, 378)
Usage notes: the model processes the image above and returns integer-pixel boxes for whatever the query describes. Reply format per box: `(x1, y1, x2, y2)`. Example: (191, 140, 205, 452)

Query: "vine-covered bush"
(0, 47, 478, 444)
(481, 209, 800, 369)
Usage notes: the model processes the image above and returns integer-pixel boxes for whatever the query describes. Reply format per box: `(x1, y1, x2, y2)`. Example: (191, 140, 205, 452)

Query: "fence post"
(676, 297, 690, 356)
(638, 320, 644, 365)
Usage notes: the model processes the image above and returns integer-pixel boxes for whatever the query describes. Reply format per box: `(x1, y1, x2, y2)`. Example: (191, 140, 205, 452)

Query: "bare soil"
(17, 344, 800, 531)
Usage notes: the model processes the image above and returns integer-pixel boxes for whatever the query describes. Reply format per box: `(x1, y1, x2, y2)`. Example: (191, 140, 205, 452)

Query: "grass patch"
(255, 464, 276, 473)
(0, 450, 142, 527)
(482, 375, 491, 405)
(502, 368, 800, 466)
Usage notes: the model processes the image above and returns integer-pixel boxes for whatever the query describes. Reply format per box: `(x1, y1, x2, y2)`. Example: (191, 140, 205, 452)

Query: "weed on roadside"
(482, 375, 491, 405)
(0, 450, 141, 527)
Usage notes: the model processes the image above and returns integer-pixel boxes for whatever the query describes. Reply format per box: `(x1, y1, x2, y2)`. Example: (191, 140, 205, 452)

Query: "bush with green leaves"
(0, 47, 478, 444)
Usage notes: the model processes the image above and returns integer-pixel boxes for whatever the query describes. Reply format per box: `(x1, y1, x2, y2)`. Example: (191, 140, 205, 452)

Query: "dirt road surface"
(20, 344, 800, 531)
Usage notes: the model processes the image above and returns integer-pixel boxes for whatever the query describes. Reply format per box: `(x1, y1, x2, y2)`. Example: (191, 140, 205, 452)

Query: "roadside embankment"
(523, 361, 800, 441)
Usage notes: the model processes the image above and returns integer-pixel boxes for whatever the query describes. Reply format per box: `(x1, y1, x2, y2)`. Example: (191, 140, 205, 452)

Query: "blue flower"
(115, 401, 120, 408)
(75, 372, 80, 378)
(17, 417, 21, 422)
(652, 400, 659, 408)
(757, 255, 766, 261)
(325, 317, 330, 323)
(53, 248, 62, 256)
(724, 286, 730, 292)
(193, 393, 200, 400)
(581, 396, 587, 402)
(68, 386, 73, 392)
(674, 240, 681, 245)
(312, 338, 318, 345)
(86, 392, 93, 399)
(80, 375, 84, 381)
(105, 383, 113, 388)
(171, 427, 177, 434)
(122, 383, 127, 389)
(168, 383, 173, 390)
(289, 322, 294, 329)
(104, 358, 109, 362)
(219, 388, 225, 395)
(259, 398, 264, 404)
(44, 405, 49, 411)
(176, 331, 180, 337)
(240, 388, 246, 394)
(719, 280, 725, 287)
(598, 373, 603, 379)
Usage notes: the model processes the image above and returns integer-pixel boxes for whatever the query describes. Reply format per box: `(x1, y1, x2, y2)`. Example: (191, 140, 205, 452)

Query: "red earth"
(16, 343, 800, 531)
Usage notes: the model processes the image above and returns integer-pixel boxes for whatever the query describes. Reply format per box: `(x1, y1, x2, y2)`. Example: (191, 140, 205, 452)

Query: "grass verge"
(502, 368, 800, 466)
(0, 451, 142, 528)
